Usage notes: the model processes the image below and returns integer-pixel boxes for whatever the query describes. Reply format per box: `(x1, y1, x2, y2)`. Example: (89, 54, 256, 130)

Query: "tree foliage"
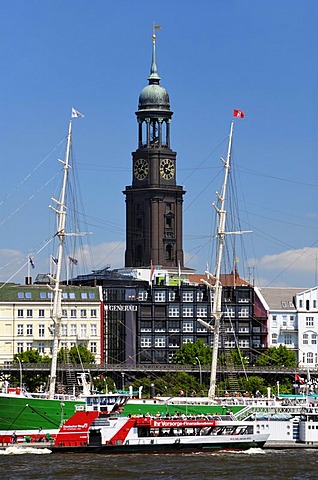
(58, 344, 95, 364)
(171, 340, 212, 366)
(255, 345, 297, 367)
(12, 350, 50, 392)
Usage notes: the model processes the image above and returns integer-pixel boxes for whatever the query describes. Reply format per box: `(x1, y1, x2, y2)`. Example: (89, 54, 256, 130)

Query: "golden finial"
(152, 23, 161, 42)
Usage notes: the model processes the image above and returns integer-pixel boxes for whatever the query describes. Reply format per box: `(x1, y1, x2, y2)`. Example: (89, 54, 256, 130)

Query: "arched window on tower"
(150, 120, 159, 147)
(136, 245, 143, 265)
(166, 244, 173, 261)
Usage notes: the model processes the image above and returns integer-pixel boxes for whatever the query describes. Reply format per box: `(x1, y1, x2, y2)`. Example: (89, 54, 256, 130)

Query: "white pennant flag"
(71, 107, 84, 118)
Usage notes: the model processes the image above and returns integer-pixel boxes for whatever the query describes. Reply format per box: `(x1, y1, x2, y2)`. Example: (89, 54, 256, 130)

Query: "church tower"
(124, 30, 185, 268)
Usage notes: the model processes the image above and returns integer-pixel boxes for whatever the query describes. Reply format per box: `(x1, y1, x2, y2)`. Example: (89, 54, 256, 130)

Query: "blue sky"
(0, 0, 317, 288)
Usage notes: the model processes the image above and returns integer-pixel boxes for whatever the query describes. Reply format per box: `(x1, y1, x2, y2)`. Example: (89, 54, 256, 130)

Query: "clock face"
(134, 158, 149, 180)
(160, 158, 175, 180)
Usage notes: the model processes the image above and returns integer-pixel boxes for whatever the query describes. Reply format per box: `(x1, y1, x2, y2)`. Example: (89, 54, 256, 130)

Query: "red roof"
(188, 271, 250, 287)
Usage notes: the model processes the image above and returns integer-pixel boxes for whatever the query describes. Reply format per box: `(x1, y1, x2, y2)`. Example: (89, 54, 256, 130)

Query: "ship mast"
(197, 120, 234, 401)
(208, 120, 233, 400)
(48, 119, 72, 399)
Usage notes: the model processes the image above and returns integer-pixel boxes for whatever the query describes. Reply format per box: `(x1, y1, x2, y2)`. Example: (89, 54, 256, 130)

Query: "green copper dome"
(138, 84, 170, 111)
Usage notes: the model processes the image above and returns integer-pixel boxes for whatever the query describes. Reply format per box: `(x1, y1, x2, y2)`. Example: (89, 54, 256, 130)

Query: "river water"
(1, 448, 317, 479)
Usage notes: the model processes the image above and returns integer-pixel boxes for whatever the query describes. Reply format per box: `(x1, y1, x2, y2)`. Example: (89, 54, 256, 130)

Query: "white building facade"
(296, 286, 318, 368)
(0, 283, 103, 364)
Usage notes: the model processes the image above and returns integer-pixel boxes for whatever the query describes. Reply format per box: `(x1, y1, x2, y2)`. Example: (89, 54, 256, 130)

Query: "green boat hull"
(0, 395, 243, 433)
(0, 395, 84, 433)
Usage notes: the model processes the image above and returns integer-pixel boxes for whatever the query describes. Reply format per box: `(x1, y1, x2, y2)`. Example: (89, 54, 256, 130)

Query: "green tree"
(12, 350, 50, 392)
(256, 345, 297, 367)
(218, 349, 248, 367)
(171, 340, 212, 366)
(58, 345, 95, 364)
(14, 350, 50, 364)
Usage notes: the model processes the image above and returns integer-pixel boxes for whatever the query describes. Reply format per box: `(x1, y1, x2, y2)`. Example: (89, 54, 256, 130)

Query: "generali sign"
(104, 304, 138, 312)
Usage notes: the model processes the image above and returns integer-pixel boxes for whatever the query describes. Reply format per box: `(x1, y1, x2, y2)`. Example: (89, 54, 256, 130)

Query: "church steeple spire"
(124, 27, 185, 269)
(148, 24, 161, 84)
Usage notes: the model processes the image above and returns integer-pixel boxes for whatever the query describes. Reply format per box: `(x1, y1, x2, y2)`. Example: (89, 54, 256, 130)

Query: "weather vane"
(152, 23, 161, 43)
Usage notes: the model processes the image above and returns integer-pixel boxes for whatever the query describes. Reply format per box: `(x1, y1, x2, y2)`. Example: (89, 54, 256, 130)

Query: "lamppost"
(196, 357, 202, 385)
(16, 357, 22, 391)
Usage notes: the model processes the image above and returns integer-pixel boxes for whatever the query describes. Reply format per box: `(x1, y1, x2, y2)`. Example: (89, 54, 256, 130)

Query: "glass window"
(168, 306, 179, 317)
(238, 308, 249, 318)
(62, 293, 68, 299)
(183, 337, 193, 344)
(69, 293, 75, 299)
(183, 322, 193, 332)
(26, 342, 33, 350)
(140, 337, 152, 348)
(169, 291, 176, 301)
(312, 334, 317, 345)
(183, 307, 193, 317)
(70, 324, 77, 336)
(154, 337, 165, 347)
(39, 309, 45, 317)
(90, 324, 97, 336)
(40, 292, 46, 299)
(90, 342, 97, 354)
(303, 333, 309, 345)
(26, 309, 33, 318)
(61, 324, 68, 336)
(307, 352, 314, 364)
(48, 292, 53, 299)
(17, 324, 23, 335)
(306, 317, 314, 327)
(62, 309, 67, 317)
(197, 291, 204, 302)
(90, 309, 97, 318)
(154, 320, 165, 332)
(168, 320, 180, 332)
(38, 325, 45, 337)
(140, 321, 152, 332)
(224, 308, 235, 318)
(18, 292, 24, 299)
(38, 342, 45, 354)
(70, 309, 77, 318)
(80, 309, 87, 318)
(138, 291, 148, 301)
(80, 324, 87, 338)
(81, 292, 88, 299)
(182, 291, 193, 302)
(17, 342, 23, 353)
(89, 292, 95, 300)
(197, 307, 207, 317)
(26, 324, 33, 335)
(284, 334, 292, 345)
(154, 291, 166, 302)
(17, 309, 23, 317)
(272, 333, 278, 344)
(238, 339, 249, 348)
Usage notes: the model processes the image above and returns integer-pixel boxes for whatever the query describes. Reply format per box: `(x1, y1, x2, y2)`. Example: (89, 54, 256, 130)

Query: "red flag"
(295, 374, 305, 384)
(233, 109, 244, 118)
